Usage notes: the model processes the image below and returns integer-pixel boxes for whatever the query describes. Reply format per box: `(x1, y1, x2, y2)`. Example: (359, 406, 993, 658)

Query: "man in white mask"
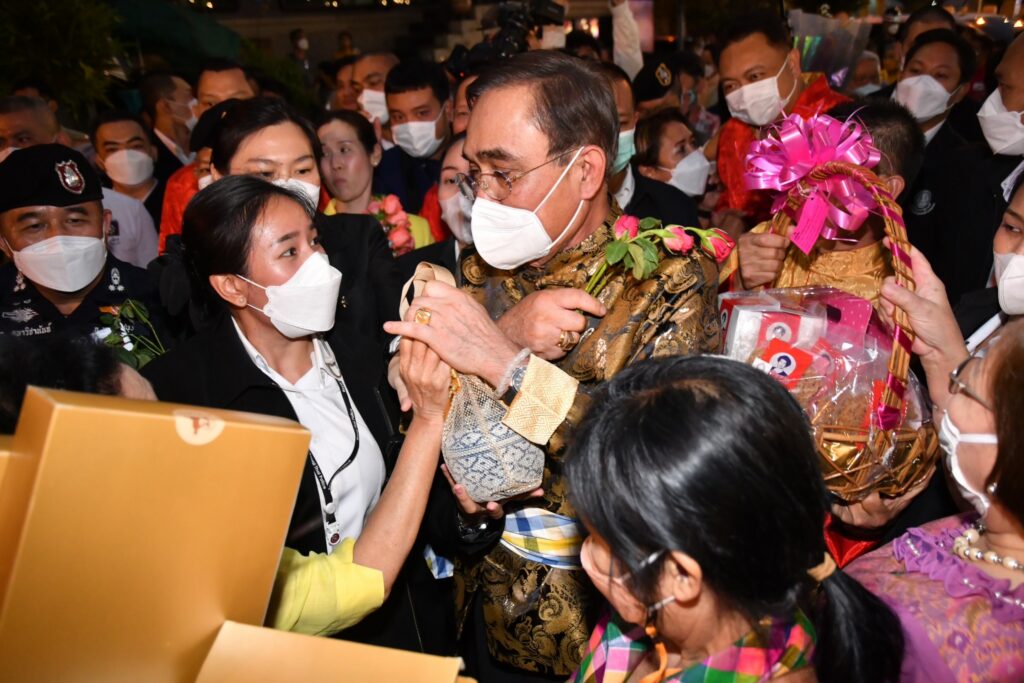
(375, 60, 451, 218)
(598, 63, 701, 227)
(893, 29, 991, 309)
(93, 112, 164, 228)
(0, 144, 165, 344)
(352, 52, 399, 129)
(384, 50, 721, 681)
(714, 10, 848, 231)
(139, 72, 196, 181)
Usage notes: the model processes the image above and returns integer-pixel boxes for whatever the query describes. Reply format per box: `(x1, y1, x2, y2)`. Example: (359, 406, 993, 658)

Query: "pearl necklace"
(952, 522, 1024, 573)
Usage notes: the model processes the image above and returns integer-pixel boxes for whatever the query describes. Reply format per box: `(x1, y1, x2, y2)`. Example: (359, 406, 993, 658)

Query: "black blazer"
(625, 170, 701, 228)
(395, 239, 460, 285)
(315, 212, 404, 344)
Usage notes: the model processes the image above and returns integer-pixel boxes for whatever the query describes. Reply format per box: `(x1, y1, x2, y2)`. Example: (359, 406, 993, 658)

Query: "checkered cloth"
(500, 508, 584, 570)
(423, 544, 455, 580)
(572, 609, 816, 682)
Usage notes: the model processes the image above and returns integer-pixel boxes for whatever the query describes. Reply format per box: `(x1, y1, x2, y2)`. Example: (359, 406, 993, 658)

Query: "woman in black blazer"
(143, 176, 454, 652)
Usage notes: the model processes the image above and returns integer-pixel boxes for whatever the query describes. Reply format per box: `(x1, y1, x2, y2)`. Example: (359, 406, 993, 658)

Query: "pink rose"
(366, 199, 382, 215)
(388, 226, 413, 251)
(709, 229, 735, 263)
(389, 210, 409, 227)
(381, 194, 402, 216)
(664, 226, 694, 253)
(613, 214, 640, 240)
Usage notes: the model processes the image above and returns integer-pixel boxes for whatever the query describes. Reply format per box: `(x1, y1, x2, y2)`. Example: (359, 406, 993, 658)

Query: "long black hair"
(565, 355, 904, 683)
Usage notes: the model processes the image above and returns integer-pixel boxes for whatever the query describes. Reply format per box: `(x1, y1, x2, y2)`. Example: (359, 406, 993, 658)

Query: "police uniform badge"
(655, 63, 672, 88)
(55, 160, 86, 195)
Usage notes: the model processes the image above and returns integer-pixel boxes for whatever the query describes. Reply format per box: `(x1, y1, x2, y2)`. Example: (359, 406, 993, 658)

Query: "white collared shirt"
(613, 165, 636, 211)
(233, 321, 385, 551)
(923, 119, 946, 146)
(154, 128, 195, 165)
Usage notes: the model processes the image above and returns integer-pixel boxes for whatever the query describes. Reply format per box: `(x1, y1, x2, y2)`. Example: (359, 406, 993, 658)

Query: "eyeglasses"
(949, 354, 993, 412)
(455, 148, 577, 202)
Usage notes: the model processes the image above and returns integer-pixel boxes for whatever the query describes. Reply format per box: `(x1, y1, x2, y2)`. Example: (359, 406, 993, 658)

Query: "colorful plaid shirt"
(573, 609, 816, 683)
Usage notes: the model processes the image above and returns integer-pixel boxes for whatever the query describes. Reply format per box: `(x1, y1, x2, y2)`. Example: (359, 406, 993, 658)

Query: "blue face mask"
(853, 83, 883, 97)
(612, 128, 636, 175)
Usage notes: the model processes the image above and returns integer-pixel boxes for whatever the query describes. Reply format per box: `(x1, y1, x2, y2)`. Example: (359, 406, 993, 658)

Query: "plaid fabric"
(573, 609, 816, 683)
(500, 508, 584, 569)
(423, 544, 454, 580)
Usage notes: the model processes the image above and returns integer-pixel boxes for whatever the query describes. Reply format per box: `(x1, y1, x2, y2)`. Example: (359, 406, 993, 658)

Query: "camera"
(447, 0, 567, 77)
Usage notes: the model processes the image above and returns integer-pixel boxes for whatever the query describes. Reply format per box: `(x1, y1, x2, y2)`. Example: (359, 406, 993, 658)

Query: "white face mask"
(938, 411, 996, 516)
(197, 174, 214, 191)
(612, 128, 636, 175)
(296, 38, 310, 51)
(167, 98, 198, 132)
(725, 59, 797, 127)
(661, 148, 710, 197)
(272, 177, 321, 209)
(238, 251, 343, 339)
(993, 251, 1024, 315)
(104, 149, 155, 186)
(978, 89, 1024, 156)
(853, 83, 883, 97)
(471, 147, 585, 270)
(540, 26, 567, 49)
(392, 110, 445, 159)
(358, 89, 389, 124)
(12, 235, 107, 292)
(440, 190, 474, 245)
(893, 75, 956, 122)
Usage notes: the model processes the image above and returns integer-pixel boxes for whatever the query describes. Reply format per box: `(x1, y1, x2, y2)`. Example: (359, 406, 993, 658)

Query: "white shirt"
(102, 188, 158, 268)
(233, 322, 386, 552)
(923, 119, 946, 146)
(154, 128, 195, 165)
(613, 165, 636, 210)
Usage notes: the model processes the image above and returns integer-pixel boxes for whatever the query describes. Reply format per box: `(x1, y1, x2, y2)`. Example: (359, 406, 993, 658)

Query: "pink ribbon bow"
(744, 112, 882, 255)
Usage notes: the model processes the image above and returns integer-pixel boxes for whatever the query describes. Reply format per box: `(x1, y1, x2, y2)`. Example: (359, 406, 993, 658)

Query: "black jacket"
(396, 239, 461, 285)
(624, 170, 701, 228)
(903, 123, 990, 308)
(142, 313, 455, 655)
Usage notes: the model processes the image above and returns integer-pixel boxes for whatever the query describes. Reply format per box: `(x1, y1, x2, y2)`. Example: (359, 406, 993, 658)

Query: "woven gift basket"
(745, 113, 939, 502)
(399, 263, 545, 503)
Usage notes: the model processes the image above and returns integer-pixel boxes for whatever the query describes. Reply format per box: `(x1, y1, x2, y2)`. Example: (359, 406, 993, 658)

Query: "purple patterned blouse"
(848, 513, 1024, 683)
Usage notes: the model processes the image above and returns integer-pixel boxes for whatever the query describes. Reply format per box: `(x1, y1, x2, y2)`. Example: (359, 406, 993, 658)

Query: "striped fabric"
(423, 544, 455, 580)
(500, 508, 585, 569)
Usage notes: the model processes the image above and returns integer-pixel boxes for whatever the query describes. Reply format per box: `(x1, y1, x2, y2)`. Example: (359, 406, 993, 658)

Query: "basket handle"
(767, 161, 916, 432)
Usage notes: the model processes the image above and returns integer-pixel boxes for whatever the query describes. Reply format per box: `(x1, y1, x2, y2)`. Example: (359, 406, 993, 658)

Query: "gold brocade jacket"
(453, 208, 721, 676)
(719, 221, 893, 305)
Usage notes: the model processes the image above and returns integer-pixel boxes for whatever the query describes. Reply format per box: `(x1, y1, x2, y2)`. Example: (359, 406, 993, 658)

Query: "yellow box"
(0, 388, 310, 683)
(196, 621, 469, 682)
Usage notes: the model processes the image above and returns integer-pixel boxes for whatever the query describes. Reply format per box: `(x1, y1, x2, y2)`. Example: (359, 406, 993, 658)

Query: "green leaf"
(632, 257, 646, 280)
(606, 240, 628, 265)
(637, 238, 659, 264)
(627, 243, 645, 273)
(98, 314, 115, 326)
(639, 217, 661, 231)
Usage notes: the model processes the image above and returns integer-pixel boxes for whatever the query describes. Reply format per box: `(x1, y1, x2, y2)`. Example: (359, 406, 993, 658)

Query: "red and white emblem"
(55, 160, 85, 194)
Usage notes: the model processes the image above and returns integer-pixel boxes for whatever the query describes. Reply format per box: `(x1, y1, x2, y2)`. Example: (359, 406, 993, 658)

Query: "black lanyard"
(307, 371, 361, 546)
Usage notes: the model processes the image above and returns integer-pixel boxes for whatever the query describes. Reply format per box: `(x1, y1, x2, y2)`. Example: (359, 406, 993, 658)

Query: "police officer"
(0, 144, 166, 362)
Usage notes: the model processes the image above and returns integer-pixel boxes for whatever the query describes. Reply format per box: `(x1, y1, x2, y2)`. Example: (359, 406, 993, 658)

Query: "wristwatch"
(500, 364, 528, 405)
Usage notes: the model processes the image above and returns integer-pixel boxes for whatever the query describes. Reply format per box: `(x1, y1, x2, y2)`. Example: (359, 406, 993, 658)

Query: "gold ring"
(557, 330, 579, 351)
(414, 308, 433, 326)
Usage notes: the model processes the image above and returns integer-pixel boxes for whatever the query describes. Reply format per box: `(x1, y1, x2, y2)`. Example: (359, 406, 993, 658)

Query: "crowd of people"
(1, 4, 1023, 681)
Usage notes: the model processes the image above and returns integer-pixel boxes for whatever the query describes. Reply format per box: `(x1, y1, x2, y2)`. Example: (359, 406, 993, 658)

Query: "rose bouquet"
(367, 193, 414, 257)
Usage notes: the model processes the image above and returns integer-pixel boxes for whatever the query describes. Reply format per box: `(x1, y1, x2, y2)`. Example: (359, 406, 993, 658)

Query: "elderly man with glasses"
(386, 50, 721, 682)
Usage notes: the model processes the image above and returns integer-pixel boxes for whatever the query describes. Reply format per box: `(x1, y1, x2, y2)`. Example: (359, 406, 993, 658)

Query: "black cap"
(632, 61, 675, 104)
(0, 144, 102, 215)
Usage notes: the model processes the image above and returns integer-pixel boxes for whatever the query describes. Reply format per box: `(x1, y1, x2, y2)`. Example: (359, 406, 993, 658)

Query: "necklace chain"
(952, 521, 1024, 573)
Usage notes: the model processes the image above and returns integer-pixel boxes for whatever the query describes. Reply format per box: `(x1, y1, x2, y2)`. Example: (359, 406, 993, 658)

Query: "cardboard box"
(0, 388, 310, 683)
(196, 621, 470, 683)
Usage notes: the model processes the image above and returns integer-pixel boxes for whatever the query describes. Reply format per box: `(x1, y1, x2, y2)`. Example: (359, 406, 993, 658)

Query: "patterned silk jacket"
(453, 206, 721, 676)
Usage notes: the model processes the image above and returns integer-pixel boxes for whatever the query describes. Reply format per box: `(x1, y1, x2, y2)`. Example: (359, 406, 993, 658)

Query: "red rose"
(709, 229, 735, 263)
(366, 199, 382, 215)
(613, 214, 640, 240)
(389, 226, 413, 251)
(664, 226, 695, 253)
